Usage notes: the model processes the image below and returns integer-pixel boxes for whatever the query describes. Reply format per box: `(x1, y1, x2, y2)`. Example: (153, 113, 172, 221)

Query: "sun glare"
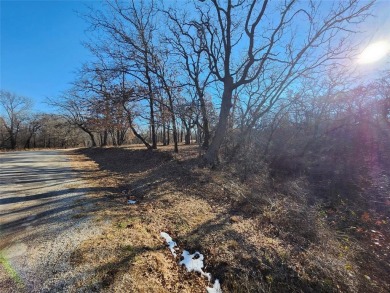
(358, 41, 390, 64)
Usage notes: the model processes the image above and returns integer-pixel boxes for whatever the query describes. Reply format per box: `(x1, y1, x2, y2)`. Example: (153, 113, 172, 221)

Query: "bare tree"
(23, 114, 42, 149)
(33, 114, 87, 148)
(0, 90, 31, 149)
(373, 70, 390, 125)
(85, 0, 160, 149)
(74, 64, 131, 147)
(150, 51, 181, 153)
(112, 74, 153, 150)
(184, 0, 374, 165)
(164, 9, 213, 149)
(48, 91, 97, 147)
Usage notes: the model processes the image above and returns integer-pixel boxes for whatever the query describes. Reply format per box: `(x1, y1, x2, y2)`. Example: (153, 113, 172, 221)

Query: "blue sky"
(1, 0, 389, 114)
(1, 0, 95, 112)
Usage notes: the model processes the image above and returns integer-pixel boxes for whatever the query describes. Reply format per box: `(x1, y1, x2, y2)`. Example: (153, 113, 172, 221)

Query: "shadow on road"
(0, 151, 112, 250)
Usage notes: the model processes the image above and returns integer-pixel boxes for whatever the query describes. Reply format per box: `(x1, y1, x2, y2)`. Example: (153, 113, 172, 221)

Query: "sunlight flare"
(358, 41, 390, 64)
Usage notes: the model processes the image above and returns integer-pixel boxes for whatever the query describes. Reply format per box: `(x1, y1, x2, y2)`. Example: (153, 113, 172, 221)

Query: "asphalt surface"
(0, 150, 101, 292)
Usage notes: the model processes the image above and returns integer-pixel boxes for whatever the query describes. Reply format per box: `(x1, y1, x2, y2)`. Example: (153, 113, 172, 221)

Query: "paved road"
(0, 150, 101, 292)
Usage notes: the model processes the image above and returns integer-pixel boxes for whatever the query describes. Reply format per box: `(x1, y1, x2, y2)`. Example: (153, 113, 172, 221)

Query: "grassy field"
(68, 145, 390, 292)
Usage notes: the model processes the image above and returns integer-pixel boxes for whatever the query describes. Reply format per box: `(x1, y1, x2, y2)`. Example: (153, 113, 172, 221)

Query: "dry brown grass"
(65, 145, 390, 293)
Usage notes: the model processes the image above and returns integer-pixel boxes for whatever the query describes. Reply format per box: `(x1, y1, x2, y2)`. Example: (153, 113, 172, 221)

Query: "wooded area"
(2, 0, 388, 165)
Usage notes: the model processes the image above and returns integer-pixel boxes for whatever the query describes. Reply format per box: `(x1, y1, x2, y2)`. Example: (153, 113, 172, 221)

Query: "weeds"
(67, 146, 390, 292)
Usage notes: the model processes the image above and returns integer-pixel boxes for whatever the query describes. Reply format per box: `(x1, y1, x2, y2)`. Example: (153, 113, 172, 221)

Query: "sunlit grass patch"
(0, 251, 24, 289)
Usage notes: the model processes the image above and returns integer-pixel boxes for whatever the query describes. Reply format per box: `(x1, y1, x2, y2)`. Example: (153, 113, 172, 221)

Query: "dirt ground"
(62, 145, 390, 292)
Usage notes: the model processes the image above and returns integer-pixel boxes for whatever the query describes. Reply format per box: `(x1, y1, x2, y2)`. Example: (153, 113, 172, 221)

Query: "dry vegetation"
(66, 145, 389, 292)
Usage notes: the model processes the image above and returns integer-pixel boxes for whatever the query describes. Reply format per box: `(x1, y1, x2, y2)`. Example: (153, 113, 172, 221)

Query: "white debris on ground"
(127, 200, 137, 204)
(160, 232, 222, 292)
(207, 279, 222, 293)
(180, 250, 211, 280)
(160, 232, 177, 257)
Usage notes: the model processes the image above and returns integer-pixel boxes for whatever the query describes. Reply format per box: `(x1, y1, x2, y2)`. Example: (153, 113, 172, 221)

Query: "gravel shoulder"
(0, 150, 104, 292)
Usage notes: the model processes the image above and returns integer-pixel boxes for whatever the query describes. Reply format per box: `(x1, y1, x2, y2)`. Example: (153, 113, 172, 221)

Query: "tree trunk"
(102, 130, 108, 146)
(149, 97, 157, 149)
(167, 123, 170, 145)
(111, 130, 117, 146)
(87, 131, 97, 147)
(204, 78, 233, 165)
(198, 92, 210, 149)
(79, 125, 96, 147)
(185, 127, 191, 145)
(117, 129, 125, 146)
(24, 136, 32, 149)
(162, 122, 167, 145)
(124, 111, 152, 150)
(10, 135, 17, 149)
(130, 124, 152, 150)
(168, 96, 178, 153)
(145, 66, 157, 149)
(7, 125, 17, 149)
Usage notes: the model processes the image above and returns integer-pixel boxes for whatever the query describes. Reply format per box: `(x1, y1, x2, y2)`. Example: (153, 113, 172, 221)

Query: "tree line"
(0, 90, 90, 149)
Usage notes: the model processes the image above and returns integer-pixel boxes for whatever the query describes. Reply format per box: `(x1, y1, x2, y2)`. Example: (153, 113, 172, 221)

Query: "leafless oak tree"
(185, 0, 374, 165)
(0, 90, 32, 149)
